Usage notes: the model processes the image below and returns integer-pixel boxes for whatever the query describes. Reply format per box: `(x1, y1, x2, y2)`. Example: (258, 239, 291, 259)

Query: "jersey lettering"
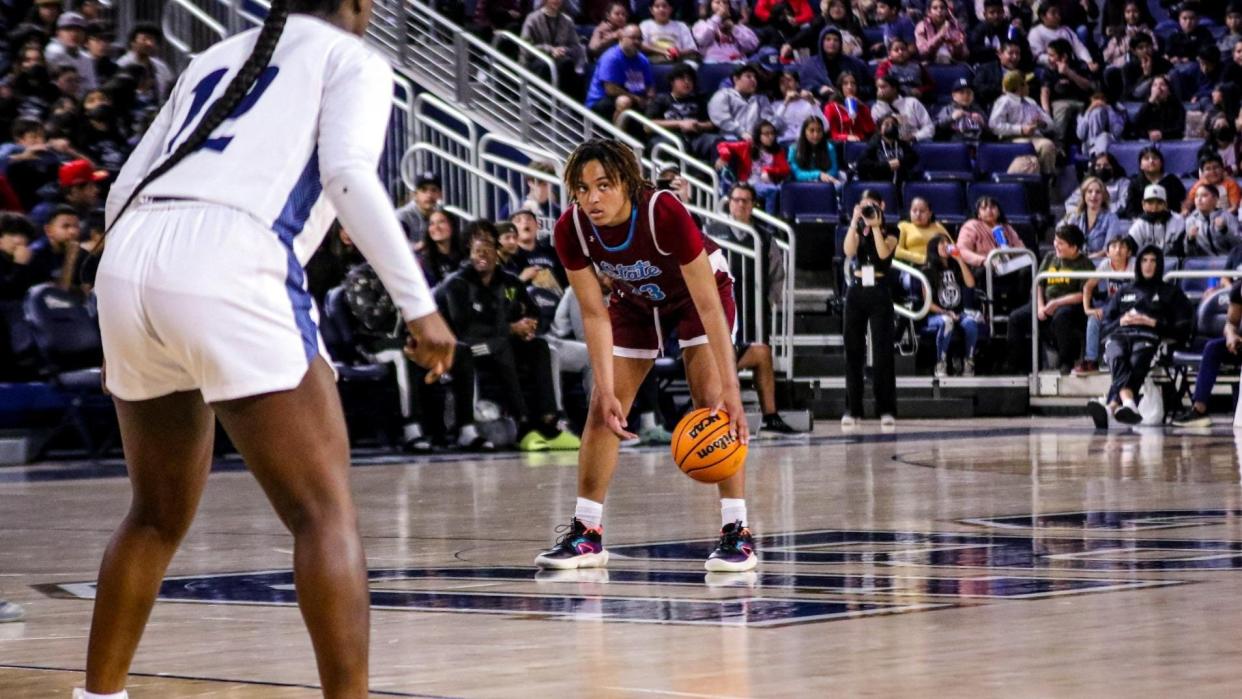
(167, 65, 280, 154)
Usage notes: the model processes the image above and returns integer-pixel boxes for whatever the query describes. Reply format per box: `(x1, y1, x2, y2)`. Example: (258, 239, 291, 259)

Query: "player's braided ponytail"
(103, 0, 291, 236)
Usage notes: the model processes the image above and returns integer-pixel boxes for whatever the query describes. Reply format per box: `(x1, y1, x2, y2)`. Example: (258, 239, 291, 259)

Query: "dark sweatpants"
(1007, 302, 1085, 373)
(1104, 333, 1159, 405)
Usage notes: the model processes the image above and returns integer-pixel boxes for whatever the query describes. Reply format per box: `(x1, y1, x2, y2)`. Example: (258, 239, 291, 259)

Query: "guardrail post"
(453, 32, 469, 105)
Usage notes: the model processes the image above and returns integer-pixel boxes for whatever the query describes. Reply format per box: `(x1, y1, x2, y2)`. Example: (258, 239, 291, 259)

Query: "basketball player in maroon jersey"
(535, 139, 756, 573)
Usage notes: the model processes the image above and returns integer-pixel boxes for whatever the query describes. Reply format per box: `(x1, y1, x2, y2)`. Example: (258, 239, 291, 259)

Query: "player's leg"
(85, 390, 216, 695)
(738, 341, 798, 433)
(535, 354, 651, 569)
(212, 359, 369, 699)
(683, 343, 758, 573)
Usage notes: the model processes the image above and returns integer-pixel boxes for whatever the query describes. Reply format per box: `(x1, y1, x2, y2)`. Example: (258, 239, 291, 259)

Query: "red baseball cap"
(59, 159, 108, 188)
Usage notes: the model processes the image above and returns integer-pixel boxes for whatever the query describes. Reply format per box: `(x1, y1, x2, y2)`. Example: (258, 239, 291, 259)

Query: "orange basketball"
(671, 408, 748, 483)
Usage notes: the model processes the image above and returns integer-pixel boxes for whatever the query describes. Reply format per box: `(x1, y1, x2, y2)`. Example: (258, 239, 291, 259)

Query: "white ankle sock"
(639, 412, 657, 430)
(575, 497, 604, 528)
(83, 691, 128, 699)
(720, 498, 747, 528)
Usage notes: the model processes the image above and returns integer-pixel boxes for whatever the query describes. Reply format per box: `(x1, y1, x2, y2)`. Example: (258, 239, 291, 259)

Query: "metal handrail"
(495, 30, 560, 90)
(616, 110, 686, 153)
(163, 0, 227, 57)
(891, 260, 932, 321)
(687, 204, 765, 346)
(752, 208, 795, 371)
(412, 93, 478, 152)
(401, 144, 520, 222)
(652, 142, 719, 210)
(983, 247, 1039, 335)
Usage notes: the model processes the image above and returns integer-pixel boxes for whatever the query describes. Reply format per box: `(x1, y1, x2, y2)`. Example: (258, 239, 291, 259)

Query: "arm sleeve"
(105, 73, 183, 228)
(655, 193, 706, 265)
(553, 209, 591, 271)
(318, 50, 436, 321)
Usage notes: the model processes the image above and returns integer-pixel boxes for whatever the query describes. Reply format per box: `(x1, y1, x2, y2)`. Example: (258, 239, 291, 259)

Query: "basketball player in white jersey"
(76, 2, 454, 698)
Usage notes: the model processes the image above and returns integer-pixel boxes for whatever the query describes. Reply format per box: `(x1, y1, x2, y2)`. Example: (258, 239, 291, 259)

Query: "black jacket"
(856, 135, 919, 184)
(434, 265, 536, 350)
(1103, 245, 1193, 342)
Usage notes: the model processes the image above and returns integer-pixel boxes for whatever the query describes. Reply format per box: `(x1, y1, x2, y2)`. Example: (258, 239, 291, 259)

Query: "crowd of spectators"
(0, 1, 173, 381)
(463, 0, 1242, 392)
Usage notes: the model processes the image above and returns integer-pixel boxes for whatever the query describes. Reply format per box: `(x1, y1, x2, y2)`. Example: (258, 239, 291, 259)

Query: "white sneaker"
(0, 600, 23, 623)
(934, 360, 948, 378)
(1114, 399, 1141, 425)
(962, 358, 975, 376)
(840, 414, 857, 428)
(880, 414, 896, 429)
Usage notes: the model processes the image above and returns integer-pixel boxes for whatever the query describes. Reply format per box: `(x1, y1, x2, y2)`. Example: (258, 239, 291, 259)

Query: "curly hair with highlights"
(563, 139, 648, 203)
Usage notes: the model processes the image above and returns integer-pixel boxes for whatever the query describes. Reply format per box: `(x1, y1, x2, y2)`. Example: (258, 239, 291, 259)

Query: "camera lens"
(861, 204, 878, 220)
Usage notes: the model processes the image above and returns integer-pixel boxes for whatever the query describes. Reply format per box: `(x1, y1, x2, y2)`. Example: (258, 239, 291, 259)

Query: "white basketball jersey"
(106, 14, 394, 266)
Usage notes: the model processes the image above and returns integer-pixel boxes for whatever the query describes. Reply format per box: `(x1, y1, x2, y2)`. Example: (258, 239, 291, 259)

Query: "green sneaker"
(543, 430, 582, 450)
(639, 425, 673, 445)
(518, 430, 550, 452)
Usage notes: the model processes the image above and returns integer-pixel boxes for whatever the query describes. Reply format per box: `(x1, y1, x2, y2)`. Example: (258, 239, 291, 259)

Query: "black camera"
(656, 178, 675, 191)
(861, 204, 879, 221)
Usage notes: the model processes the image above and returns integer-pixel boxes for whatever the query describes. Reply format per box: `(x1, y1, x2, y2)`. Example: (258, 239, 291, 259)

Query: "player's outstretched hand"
(594, 391, 637, 441)
(405, 312, 456, 383)
(715, 390, 749, 445)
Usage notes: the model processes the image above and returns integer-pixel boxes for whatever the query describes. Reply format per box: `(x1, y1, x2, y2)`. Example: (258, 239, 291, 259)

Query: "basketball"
(671, 408, 747, 483)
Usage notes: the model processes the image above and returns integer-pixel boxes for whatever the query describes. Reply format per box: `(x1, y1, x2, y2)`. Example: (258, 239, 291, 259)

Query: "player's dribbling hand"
(595, 392, 637, 441)
(715, 391, 749, 445)
(405, 312, 456, 383)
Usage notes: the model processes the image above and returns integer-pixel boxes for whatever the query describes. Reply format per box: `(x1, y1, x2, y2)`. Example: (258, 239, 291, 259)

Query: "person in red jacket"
(753, 0, 814, 27)
(823, 71, 875, 143)
(714, 119, 790, 212)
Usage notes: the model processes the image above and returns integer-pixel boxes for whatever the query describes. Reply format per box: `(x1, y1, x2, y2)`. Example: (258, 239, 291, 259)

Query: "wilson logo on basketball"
(696, 433, 735, 459)
(688, 414, 721, 439)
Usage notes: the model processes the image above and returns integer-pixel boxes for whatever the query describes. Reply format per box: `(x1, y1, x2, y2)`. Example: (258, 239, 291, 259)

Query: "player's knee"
(276, 492, 358, 538)
(127, 501, 196, 545)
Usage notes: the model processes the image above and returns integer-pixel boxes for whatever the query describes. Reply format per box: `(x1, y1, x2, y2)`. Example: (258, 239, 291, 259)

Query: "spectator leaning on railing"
(585, 25, 655, 126)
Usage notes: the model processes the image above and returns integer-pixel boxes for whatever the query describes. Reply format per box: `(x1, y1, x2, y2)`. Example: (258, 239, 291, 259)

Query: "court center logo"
(49, 511, 1242, 628)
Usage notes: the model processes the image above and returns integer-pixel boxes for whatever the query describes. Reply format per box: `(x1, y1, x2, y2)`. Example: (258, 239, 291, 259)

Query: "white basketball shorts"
(95, 201, 329, 403)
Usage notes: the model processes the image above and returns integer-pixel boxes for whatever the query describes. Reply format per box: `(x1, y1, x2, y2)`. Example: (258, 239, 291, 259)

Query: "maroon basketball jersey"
(553, 188, 728, 308)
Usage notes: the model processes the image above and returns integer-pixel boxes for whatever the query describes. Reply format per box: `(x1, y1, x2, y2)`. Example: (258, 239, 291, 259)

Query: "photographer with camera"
(841, 190, 899, 429)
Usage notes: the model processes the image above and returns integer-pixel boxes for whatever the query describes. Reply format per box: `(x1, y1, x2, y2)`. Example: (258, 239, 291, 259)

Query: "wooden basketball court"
(4, 418, 1242, 697)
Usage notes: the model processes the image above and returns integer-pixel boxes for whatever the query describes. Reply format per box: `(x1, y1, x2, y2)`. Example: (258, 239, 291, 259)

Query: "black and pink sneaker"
(705, 521, 757, 572)
(534, 518, 608, 569)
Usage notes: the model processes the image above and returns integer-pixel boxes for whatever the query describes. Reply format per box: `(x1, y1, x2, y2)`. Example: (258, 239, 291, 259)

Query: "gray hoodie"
(708, 88, 782, 141)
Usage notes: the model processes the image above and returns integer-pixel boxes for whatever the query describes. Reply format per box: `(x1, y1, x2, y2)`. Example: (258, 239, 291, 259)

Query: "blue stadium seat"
(1108, 141, 1150, 177)
(696, 62, 741, 95)
(904, 181, 968, 225)
(1178, 256, 1230, 298)
(780, 181, 838, 223)
(651, 63, 678, 93)
(1171, 286, 1239, 403)
(926, 64, 973, 104)
(22, 284, 106, 453)
(967, 182, 1032, 225)
(842, 141, 869, 170)
(1160, 139, 1206, 178)
(976, 142, 1035, 177)
(843, 181, 900, 223)
(1120, 101, 1144, 125)
(913, 142, 973, 180)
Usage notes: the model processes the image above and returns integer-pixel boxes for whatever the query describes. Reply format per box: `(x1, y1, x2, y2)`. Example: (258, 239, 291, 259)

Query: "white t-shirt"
(107, 15, 435, 320)
(640, 19, 696, 53)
